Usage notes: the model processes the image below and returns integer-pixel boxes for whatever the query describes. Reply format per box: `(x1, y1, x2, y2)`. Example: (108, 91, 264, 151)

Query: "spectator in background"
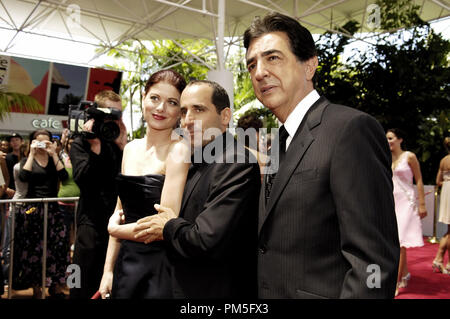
(237, 112, 269, 176)
(432, 137, 450, 275)
(2, 134, 25, 289)
(0, 152, 8, 296)
(69, 90, 127, 299)
(0, 151, 8, 197)
(53, 137, 63, 157)
(2, 143, 27, 293)
(13, 129, 69, 298)
(1, 139, 10, 154)
(5, 133, 24, 199)
(386, 128, 427, 296)
(57, 129, 80, 261)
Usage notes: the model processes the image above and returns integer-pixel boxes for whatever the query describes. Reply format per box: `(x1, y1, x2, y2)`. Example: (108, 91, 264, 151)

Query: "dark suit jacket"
(258, 97, 399, 299)
(163, 132, 261, 298)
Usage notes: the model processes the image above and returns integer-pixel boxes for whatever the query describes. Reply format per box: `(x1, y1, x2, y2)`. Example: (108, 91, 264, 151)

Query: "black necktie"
(278, 125, 289, 166)
(265, 125, 289, 202)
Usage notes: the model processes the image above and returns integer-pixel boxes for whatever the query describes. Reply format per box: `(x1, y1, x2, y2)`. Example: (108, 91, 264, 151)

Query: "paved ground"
(1, 286, 70, 299)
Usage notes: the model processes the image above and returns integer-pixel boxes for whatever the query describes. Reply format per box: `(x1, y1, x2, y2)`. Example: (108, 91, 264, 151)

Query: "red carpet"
(396, 238, 450, 299)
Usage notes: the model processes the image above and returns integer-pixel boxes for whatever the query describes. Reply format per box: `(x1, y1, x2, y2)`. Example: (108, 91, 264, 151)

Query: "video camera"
(68, 101, 122, 141)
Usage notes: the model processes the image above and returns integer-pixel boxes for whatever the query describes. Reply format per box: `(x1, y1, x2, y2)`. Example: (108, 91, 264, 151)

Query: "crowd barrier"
(0, 197, 79, 299)
(428, 186, 440, 244)
(0, 188, 445, 299)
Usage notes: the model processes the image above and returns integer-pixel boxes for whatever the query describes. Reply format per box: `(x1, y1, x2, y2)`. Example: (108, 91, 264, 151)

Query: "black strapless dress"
(111, 173, 172, 298)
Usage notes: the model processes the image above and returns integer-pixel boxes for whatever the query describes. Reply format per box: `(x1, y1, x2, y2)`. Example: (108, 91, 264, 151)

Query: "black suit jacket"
(163, 132, 261, 298)
(258, 97, 399, 299)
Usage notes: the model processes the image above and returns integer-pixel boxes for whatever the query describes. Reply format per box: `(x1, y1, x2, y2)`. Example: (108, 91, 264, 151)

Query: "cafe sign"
(31, 117, 62, 130)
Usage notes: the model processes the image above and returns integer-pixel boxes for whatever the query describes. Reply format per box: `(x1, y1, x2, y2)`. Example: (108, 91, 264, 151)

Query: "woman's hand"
(29, 140, 40, 156)
(418, 207, 427, 219)
(107, 209, 125, 236)
(99, 271, 113, 299)
(46, 140, 58, 157)
(61, 128, 69, 147)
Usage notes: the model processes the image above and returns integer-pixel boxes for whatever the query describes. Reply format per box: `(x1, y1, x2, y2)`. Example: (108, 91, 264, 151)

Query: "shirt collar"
(283, 89, 320, 140)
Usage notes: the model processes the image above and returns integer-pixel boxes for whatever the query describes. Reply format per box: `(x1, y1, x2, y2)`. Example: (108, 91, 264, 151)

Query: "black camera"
(68, 101, 122, 141)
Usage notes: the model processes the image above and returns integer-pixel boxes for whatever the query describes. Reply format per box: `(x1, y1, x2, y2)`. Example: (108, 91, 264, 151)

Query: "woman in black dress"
(99, 70, 190, 298)
(13, 129, 69, 298)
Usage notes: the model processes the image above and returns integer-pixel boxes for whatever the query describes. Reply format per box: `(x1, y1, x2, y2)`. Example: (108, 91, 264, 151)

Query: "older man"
(244, 12, 399, 299)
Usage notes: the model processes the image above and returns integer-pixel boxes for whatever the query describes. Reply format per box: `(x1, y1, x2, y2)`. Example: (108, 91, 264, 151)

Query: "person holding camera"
(13, 129, 69, 298)
(69, 90, 127, 299)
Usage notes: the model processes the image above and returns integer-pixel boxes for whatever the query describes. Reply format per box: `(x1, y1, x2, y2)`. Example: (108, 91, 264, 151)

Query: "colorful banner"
(49, 63, 89, 115)
(1, 54, 122, 117)
(8, 56, 50, 114)
(86, 68, 122, 102)
(0, 55, 10, 85)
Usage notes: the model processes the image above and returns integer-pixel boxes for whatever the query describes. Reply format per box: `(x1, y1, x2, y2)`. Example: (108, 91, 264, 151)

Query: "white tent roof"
(1, 0, 449, 68)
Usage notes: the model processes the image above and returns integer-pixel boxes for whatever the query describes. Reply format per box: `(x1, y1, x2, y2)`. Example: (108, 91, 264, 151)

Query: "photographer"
(69, 90, 127, 299)
(13, 129, 69, 298)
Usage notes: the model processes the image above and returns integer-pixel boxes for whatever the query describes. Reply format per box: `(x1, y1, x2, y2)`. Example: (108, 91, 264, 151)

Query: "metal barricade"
(0, 197, 79, 299)
(428, 186, 440, 244)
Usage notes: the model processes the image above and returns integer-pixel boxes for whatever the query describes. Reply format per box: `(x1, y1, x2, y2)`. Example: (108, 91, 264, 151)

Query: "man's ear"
(305, 56, 318, 81)
(220, 107, 232, 127)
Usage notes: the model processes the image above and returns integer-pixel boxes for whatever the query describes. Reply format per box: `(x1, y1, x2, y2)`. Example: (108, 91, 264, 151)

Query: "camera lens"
(99, 121, 120, 141)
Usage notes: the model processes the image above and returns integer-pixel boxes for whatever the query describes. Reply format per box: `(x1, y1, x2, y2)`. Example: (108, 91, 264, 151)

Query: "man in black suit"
(244, 12, 399, 298)
(135, 80, 260, 298)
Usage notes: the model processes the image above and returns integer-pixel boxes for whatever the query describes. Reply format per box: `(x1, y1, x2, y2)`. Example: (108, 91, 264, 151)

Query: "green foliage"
(0, 85, 44, 120)
(315, 0, 450, 184)
(315, 20, 361, 107)
(152, 39, 212, 81)
(228, 45, 256, 111)
(376, 0, 423, 30)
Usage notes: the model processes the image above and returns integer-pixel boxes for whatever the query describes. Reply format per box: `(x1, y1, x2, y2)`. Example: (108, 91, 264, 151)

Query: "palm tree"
(0, 85, 43, 120)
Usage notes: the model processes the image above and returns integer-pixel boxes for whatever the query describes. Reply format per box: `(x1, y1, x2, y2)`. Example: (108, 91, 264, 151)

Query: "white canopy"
(1, 0, 448, 68)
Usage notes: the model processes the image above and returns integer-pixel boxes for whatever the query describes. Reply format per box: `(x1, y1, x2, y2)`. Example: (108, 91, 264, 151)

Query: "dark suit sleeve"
(163, 162, 260, 261)
(330, 113, 399, 298)
(70, 137, 103, 188)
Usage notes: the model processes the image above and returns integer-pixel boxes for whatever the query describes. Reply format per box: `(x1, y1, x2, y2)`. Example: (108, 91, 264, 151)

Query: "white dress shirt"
(282, 89, 320, 151)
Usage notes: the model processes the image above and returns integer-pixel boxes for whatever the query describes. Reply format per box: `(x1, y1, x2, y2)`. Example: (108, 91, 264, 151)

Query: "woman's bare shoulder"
(440, 154, 450, 169)
(125, 138, 144, 150)
(123, 138, 145, 159)
(168, 138, 191, 164)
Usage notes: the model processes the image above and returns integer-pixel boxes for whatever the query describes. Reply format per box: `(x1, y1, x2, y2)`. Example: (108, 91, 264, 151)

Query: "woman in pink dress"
(386, 128, 427, 296)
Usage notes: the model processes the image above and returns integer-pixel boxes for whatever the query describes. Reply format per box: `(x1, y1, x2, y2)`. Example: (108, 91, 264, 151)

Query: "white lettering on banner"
(31, 117, 62, 130)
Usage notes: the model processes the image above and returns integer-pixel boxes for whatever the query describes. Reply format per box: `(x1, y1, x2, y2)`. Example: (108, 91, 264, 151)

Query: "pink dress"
(392, 152, 424, 248)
